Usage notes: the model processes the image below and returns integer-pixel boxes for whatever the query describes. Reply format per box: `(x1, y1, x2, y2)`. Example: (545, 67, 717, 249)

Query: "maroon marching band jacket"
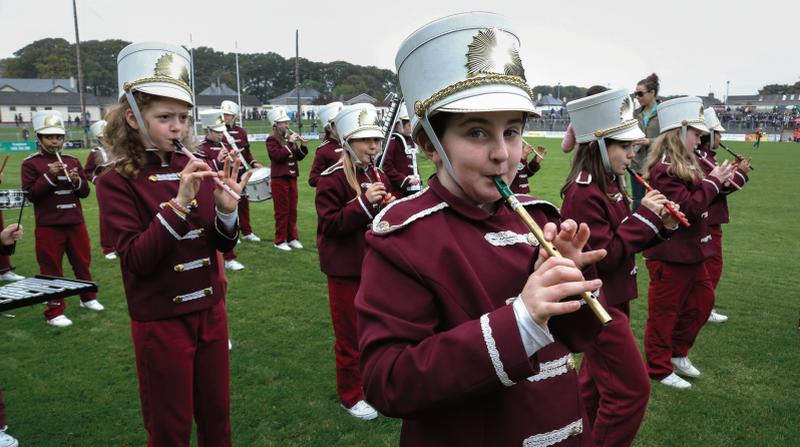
(695, 146, 748, 226)
(0, 243, 11, 256)
(83, 145, 111, 184)
(95, 150, 239, 321)
(308, 137, 342, 187)
(561, 171, 669, 307)
(356, 176, 600, 446)
(21, 151, 90, 226)
(381, 133, 417, 195)
(510, 156, 541, 195)
(643, 157, 723, 264)
(225, 124, 250, 150)
(315, 160, 391, 279)
(266, 134, 308, 179)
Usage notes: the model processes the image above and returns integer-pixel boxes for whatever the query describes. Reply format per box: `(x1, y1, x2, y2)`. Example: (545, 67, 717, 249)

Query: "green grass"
(0, 139, 798, 446)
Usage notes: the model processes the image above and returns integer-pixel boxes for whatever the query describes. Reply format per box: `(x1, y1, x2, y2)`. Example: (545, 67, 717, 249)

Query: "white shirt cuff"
(512, 295, 555, 357)
(215, 207, 239, 232)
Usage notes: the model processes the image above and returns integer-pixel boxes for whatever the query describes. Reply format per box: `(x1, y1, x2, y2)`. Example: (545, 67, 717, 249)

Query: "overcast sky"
(1, 0, 796, 98)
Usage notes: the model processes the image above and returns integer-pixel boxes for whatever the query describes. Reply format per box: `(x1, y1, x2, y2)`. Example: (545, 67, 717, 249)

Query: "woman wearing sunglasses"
(631, 73, 661, 210)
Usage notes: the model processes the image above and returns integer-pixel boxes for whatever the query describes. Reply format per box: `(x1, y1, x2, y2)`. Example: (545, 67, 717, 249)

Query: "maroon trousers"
(644, 260, 715, 380)
(579, 303, 650, 447)
(0, 387, 6, 428)
(271, 177, 298, 244)
(239, 196, 252, 236)
(35, 224, 95, 320)
(0, 211, 11, 274)
(706, 225, 724, 289)
(131, 299, 231, 447)
(326, 277, 364, 408)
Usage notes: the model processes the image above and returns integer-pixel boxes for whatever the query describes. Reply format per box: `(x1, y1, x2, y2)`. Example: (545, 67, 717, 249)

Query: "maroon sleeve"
(21, 158, 57, 203)
(71, 158, 90, 199)
(726, 168, 749, 193)
(561, 183, 664, 277)
(315, 175, 374, 237)
(84, 151, 97, 182)
(357, 246, 539, 418)
(266, 137, 291, 163)
(308, 148, 331, 187)
(649, 164, 721, 221)
(524, 157, 541, 176)
(238, 127, 250, 150)
(293, 143, 308, 161)
(380, 137, 407, 189)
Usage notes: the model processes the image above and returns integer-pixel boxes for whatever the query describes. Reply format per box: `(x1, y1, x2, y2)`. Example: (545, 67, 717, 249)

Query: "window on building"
(30, 107, 37, 111)
(9, 106, 15, 111)
(44, 107, 52, 110)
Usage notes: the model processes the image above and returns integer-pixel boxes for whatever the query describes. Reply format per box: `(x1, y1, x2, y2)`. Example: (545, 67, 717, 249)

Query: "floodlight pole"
(295, 30, 302, 133)
(72, 0, 88, 148)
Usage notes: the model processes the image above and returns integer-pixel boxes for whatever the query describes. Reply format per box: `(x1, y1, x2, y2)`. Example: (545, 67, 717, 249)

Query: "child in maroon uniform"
(698, 107, 750, 323)
(357, 13, 605, 446)
(510, 141, 544, 194)
(266, 107, 308, 251)
(22, 110, 103, 327)
(562, 88, 681, 445)
(642, 97, 736, 389)
(96, 42, 246, 446)
(308, 102, 344, 187)
(84, 119, 116, 260)
(221, 100, 264, 242)
(316, 103, 395, 420)
(197, 109, 246, 271)
(380, 104, 422, 197)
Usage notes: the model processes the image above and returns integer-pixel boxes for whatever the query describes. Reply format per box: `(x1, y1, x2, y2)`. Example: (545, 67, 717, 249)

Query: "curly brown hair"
(104, 92, 195, 179)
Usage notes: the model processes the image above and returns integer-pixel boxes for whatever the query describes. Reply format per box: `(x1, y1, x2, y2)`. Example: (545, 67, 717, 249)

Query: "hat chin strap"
(342, 140, 366, 167)
(125, 91, 158, 149)
(596, 138, 613, 174)
(420, 112, 463, 190)
(681, 124, 688, 143)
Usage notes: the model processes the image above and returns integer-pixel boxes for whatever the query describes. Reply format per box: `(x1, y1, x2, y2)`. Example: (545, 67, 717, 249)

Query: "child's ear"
(125, 109, 139, 130)
(416, 132, 441, 164)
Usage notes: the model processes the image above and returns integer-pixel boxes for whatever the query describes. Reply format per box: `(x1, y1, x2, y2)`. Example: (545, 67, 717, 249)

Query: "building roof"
(726, 94, 800, 105)
(345, 93, 378, 105)
(0, 78, 78, 93)
(199, 82, 239, 96)
(536, 94, 563, 107)
(194, 94, 261, 107)
(0, 91, 115, 106)
(269, 87, 322, 104)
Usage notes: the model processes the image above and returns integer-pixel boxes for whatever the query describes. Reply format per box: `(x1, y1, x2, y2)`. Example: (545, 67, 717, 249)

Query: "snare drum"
(0, 189, 29, 209)
(244, 167, 272, 202)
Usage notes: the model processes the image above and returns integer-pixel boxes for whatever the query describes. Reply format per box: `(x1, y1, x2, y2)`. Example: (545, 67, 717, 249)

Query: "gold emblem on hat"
(216, 115, 225, 126)
(154, 53, 190, 86)
(358, 107, 380, 127)
(466, 28, 526, 80)
(44, 115, 63, 128)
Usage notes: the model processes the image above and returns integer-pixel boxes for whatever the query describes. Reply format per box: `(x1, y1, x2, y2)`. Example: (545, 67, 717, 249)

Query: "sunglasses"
(634, 91, 649, 97)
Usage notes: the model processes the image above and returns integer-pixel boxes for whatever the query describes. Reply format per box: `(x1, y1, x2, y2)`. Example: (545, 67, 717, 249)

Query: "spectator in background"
(754, 127, 763, 148)
(632, 73, 661, 211)
(22, 128, 29, 141)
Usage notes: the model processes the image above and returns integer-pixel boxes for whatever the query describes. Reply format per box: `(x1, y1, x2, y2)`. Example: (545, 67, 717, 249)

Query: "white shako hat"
(33, 110, 66, 136)
(703, 107, 725, 133)
(318, 102, 344, 129)
(397, 103, 410, 121)
(333, 103, 384, 164)
(268, 107, 291, 124)
(220, 100, 239, 116)
(117, 42, 193, 149)
(566, 88, 645, 172)
(90, 120, 107, 139)
(395, 12, 536, 183)
(657, 96, 709, 139)
(200, 109, 227, 132)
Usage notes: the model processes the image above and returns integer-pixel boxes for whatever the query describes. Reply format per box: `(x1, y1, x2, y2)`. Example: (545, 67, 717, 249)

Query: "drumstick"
(0, 156, 8, 176)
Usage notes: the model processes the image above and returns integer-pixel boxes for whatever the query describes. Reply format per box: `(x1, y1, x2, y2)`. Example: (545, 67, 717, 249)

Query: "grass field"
(0, 139, 798, 446)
